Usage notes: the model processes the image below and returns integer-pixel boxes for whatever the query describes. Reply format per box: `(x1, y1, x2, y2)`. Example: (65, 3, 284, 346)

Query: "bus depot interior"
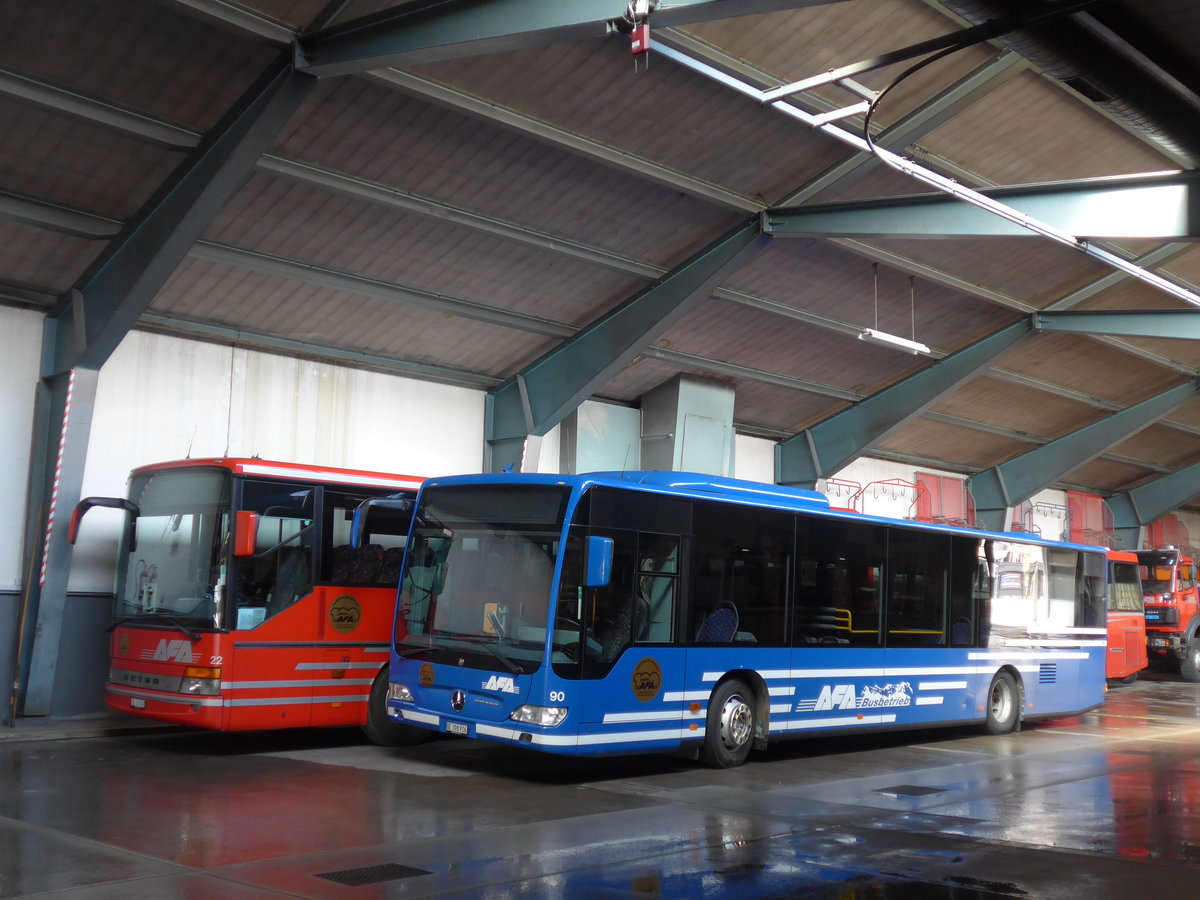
(5, 0, 1200, 897)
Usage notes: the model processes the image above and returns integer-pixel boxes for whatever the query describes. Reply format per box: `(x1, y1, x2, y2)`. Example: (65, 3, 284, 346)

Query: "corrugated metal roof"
(3, 0, 1199, 510)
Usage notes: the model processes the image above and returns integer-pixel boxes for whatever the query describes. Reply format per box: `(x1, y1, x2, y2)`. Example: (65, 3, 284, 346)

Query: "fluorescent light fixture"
(858, 328, 931, 355)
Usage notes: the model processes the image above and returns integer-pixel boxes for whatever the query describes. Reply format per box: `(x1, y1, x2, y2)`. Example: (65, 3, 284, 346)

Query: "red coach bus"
(70, 458, 426, 744)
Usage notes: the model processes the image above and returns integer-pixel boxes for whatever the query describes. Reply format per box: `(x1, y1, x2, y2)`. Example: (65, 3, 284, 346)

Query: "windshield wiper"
(429, 632, 522, 674)
(107, 613, 202, 642)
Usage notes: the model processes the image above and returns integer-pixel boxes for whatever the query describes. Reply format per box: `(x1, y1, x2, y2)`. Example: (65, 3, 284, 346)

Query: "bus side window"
(322, 491, 411, 587)
(886, 529, 949, 647)
(691, 501, 789, 644)
(793, 517, 884, 646)
(637, 534, 678, 643)
(236, 482, 315, 628)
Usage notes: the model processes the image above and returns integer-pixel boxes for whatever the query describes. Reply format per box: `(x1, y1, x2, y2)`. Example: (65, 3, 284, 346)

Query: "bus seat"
(379, 546, 404, 584)
(330, 545, 354, 582)
(267, 547, 312, 618)
(349, 544, 384, 583)
(695, 603, 739, 643)
(951, 617, 972, 645)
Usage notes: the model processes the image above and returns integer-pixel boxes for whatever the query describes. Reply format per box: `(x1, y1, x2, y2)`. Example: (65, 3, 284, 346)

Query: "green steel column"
(17, 51, 316, 717)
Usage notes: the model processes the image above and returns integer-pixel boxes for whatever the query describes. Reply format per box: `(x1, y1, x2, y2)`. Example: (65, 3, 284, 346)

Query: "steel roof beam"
(1043, 243, 1194, 312)
(1108, 462, 1200, 550)
(367, 68, 762, 212)
(968, 380, 1200, 531)
(47, 52, 315, 375)
(775, 50, 1027, 206)
(296, 0, 850, 77)
(139, 312, 499, 389)
(485, 217, 770, 472)
(776, 318, 1033, 488)
(765, 170, 1200, 240)
(1034, 308, 1200, 339)
(10, 181, 1200, 443)
(189, 241, 574, 338)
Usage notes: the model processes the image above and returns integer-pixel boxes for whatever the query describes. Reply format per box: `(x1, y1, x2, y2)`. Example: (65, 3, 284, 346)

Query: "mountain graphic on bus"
(857, 682, 913, 707)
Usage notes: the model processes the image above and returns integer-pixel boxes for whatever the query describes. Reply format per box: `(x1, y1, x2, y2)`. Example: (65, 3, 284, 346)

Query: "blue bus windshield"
(397, 484, 569, 674)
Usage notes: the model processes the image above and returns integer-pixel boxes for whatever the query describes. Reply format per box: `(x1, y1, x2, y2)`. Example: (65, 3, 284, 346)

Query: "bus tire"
(700, 678, 755, 769)
(984, 671, 1020, 735)
(362, 668, 431, 748)
(1180, 639, 1200, 683)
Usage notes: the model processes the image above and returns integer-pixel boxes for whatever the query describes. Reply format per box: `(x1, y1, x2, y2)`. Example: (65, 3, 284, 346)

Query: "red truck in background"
(1139, 548, 1200, 681)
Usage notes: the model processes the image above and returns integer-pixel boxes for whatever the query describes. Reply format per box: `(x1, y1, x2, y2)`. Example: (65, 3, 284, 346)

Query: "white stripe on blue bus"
(663, 690, 715, 702)
(777, 714, 898, 730)
(602, 710, 696, 724)
(919, 681, 968, 690)
(915, 696, 944, 705)
(400, 709, 439, 726)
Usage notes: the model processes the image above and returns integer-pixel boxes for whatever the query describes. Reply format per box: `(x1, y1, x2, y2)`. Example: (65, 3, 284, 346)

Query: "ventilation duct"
(939, 0, 1200, 166)
(639, 374, 735, 476)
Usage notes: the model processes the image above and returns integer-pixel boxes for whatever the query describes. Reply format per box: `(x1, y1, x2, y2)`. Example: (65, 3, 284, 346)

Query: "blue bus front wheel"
(701, 678, 755, 768)
(363, 667, 433, 747)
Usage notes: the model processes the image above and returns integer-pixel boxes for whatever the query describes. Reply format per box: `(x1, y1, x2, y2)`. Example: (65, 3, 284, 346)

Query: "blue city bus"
(385, 472, 1108, 767)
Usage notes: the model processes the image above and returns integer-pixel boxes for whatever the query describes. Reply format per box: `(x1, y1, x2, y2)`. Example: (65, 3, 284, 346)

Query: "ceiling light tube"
(858, 328, 931, 355)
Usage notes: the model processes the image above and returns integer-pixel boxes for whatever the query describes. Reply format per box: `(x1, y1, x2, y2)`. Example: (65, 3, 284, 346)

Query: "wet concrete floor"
(2, 672, 1200, 899)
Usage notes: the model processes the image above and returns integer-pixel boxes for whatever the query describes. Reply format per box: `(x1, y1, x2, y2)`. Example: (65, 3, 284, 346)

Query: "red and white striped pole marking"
(39, 369, 76, 588)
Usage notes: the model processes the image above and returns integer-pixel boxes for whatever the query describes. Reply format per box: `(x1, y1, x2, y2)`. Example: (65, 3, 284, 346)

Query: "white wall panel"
(0, 307, 43, 589)
(70, 330, 485, 591)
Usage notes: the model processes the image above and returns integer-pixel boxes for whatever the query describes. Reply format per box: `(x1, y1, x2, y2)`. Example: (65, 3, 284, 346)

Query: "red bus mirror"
(234, 510, 259, 557)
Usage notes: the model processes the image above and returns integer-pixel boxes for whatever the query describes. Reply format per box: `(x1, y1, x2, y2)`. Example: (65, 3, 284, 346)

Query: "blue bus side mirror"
(584, 536, 614, 588)
(350, 496, 413, 547)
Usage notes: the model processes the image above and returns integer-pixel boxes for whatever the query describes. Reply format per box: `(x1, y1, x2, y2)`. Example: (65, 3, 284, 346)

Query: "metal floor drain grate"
(875, 784, 948, 797)
(315, 863, 432, 886)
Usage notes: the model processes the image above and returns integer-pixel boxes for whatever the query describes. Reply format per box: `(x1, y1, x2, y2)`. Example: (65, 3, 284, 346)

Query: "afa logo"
(482, 675, 520, 694)
(146, 639, 194, 664)
(329, 595, 361, 634)
(632, 658, 662, 702)
(799, 681, 913, 712)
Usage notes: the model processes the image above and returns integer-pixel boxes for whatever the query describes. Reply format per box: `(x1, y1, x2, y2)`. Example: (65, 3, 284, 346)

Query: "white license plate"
(130, 698, 146, 709)
(445, 721, 469, 736)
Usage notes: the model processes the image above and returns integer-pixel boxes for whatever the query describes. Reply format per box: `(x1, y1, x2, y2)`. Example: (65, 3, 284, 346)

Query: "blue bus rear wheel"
(984, 671, 1020, 735)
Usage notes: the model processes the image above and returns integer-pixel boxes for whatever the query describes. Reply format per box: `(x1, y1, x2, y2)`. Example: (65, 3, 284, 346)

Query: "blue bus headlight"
(388, 683, 414, 703)
(510, 705, 567, 727)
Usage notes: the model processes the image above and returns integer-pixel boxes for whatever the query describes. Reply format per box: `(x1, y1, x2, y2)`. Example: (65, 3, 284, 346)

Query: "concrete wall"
(3, 317, 487, 717)
(0, 307, 42, 591)
(68, 330, 485, 592)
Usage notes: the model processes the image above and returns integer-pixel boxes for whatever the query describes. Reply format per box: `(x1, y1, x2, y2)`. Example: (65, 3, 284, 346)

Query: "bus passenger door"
(226, 480, 317, 730)
(310, 491, 413, 727)
(570, 531, 689, 748)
